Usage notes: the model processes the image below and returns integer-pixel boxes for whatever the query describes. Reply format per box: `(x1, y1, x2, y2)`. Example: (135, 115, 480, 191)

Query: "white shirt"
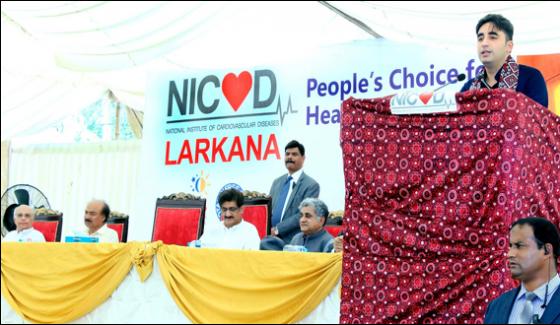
(76, 224, 119, 243)
(508, 273, 560, 324)
(2, 227, 46, 243)
(280, 169, 303, 222)
(199, 220, 260, 250)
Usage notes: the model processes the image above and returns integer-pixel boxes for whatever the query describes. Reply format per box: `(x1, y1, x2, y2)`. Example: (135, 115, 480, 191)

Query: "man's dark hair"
(101, 201, 111, 223)
(285, 140, 305, 156)
(511, 217, 560, 263)
(218, 189, 244, 208)
(476, 14, 514, 41)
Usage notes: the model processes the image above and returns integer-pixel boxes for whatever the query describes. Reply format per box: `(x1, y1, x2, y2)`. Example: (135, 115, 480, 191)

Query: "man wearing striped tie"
(484, 217, 560, 324)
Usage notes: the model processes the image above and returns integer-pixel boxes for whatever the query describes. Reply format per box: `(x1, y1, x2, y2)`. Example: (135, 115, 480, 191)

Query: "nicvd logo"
(167, 69, 297, 125)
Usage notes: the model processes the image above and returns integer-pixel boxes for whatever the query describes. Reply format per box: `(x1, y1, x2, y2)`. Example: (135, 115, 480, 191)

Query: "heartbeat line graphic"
(276, 96, 298, 126)
(167, 96, 297, 126)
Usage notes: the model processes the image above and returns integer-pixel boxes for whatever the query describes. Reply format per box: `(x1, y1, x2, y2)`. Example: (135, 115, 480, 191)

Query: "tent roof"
(2, 1, 559, 140)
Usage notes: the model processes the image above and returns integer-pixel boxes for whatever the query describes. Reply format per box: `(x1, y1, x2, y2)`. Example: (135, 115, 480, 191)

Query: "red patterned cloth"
(339, 88, 559, 324)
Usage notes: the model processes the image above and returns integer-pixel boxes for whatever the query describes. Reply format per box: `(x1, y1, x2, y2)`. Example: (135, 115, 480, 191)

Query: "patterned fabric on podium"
(339, 88, 559, 324)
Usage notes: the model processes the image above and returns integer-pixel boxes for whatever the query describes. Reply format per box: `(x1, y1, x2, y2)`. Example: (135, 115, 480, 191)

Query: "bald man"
(2, 205, 46, 242)
(81, 200, 119, 243)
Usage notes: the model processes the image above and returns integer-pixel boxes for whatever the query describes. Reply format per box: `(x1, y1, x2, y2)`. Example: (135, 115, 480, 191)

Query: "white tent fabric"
(2, 1, 560, 140)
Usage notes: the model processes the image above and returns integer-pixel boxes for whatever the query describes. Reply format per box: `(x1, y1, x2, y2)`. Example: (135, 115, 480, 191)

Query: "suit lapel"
(541, 288, 560, 324)
(500, 287, 520, 324)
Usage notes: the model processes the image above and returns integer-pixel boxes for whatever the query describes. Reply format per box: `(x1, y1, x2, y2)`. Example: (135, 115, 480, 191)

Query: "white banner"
(131, 40, 481, 240)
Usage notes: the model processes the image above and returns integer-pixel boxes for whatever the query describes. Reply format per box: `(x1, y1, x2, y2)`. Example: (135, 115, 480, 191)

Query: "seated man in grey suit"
(484, 217, 559, 324)
(289, 198, 333, 252)
(268, 140, 320, 244)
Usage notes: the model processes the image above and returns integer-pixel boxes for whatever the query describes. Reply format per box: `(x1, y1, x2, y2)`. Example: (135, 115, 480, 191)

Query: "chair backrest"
(152, 199, 206, 245)
(324, 225, 343, 238)
(33, 214, 63, 242)
(240, 198, 272, 239)
(324, 215, 343, 238)
(107, 216, 129, 243)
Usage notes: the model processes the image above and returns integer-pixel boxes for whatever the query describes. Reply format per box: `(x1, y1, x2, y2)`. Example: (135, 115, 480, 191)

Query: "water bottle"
(188, 240, 202, 248)
(283, 245, 308, 252)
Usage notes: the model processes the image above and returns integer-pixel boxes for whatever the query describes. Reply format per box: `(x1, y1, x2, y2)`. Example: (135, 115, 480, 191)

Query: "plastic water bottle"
(283, 245, 308, 252)
(188, 240, 202, 248)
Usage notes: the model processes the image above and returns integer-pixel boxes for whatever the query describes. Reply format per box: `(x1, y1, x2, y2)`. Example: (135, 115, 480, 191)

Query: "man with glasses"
(198, 189, 260, 250)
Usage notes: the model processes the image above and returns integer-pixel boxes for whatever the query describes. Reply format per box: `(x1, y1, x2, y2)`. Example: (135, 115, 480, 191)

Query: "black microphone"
(432, 73, 466, 92)
(533, 314, 542, 324)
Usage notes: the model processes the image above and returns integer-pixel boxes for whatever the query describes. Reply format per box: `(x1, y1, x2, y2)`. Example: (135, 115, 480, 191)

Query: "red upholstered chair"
(33, 214, 63, 242)
(325, 213, 343, 238)
(325, 225, 343, 238)
(152, 199, 206, 245)
(107, 215, 129, 243)
(240, 197, 272, 239)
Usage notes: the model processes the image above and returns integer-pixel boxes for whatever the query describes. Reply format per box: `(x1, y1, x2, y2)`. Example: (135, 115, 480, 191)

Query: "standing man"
(81, 199, 119, 243)
(269, 140, 320, 244)
(198, 189, 260, 250)
(484, 217, 559, 324)
(461, 14, 548, 108)
(2, 205, 45, 242)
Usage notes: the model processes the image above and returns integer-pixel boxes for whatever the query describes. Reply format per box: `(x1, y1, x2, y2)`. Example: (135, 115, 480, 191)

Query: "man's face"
(299, 206, 324, 235)
(477, 22, 513, 68)
(221, 201, 243, 228)
(84, 201, 106, 233)
(14, 205, 34, 231)
(284, 147, 304, 174)
(508, 224, 546, 282)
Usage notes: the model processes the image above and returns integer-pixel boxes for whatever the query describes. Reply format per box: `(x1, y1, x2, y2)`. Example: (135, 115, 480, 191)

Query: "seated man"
(72, 199, 119, 243)
(289, 198, 333, 252)
(2, 205, 45, 242)
(198, 189, 260, 250)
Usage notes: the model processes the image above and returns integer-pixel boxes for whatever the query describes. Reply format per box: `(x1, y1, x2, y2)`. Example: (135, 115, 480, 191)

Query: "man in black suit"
(267, 140, 320, 244)
(484, 217, 559, 324)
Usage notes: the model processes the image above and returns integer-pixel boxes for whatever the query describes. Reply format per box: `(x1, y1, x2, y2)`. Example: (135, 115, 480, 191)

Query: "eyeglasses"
(220, 207, 240, 213)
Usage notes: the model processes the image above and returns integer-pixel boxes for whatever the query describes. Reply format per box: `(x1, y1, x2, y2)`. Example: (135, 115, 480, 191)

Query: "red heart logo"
(222, 71, 252, 111)
(419, 92, 433, 105)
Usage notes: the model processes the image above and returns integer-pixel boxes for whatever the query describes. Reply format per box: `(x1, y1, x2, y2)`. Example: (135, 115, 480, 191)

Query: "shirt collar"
(222, 219, 244, 231)
(518, 273, 560, 302)
(289, 169, 303, 183)
(16, 227, 35, 234)
(303, 228, 326, 240)
(85, 224, 109, 236)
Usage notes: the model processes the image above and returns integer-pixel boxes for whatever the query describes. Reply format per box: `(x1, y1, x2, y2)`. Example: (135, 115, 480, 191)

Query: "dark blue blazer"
(484, 286, 560, 324)
(461, 64, 548, 108)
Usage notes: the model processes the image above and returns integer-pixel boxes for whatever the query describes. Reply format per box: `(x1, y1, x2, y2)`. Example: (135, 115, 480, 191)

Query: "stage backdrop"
(133, 40, 481, 240)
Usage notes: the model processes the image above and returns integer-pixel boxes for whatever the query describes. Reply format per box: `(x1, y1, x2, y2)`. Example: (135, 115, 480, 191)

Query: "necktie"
(271, 175, 292, 227)
(519, 291, 537, 324)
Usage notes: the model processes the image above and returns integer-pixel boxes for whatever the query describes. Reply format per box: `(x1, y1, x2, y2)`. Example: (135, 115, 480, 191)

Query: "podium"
(152, 198, 206, 245)
(339, 89, 559, 324)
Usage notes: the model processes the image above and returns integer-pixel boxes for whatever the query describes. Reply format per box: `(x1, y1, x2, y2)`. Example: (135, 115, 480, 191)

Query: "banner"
(133, 40, 480, 240)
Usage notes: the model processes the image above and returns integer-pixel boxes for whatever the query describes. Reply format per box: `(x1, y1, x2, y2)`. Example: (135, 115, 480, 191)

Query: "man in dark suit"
(484, 217, 560, 324)
(461, 14, 548, 108)
(268, 140, 320, 244)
